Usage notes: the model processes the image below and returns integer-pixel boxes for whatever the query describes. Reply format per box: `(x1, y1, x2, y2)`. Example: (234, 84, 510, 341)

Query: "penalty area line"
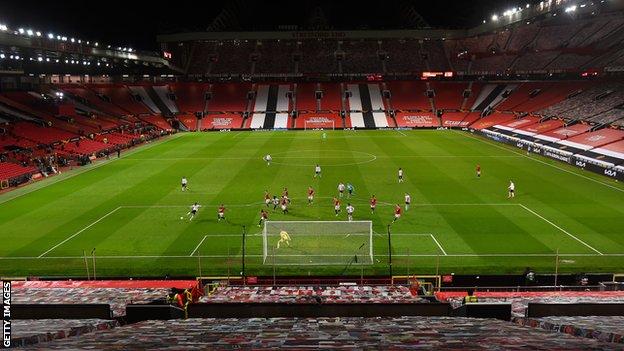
(519, 204, 603, 255)
(38, 207, 122, 258)
(430, 234, 448, 256)
(190, 235, 208, 256)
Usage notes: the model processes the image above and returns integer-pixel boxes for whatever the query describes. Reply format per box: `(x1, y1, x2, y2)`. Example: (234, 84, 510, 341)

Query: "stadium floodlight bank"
(263, 221, 373, 266)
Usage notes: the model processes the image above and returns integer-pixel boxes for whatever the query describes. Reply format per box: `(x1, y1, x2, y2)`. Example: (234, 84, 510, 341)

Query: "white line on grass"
(459, 130, 624, 193)
(0, 134, 182, 206)
(125, 155, 521, 161)
(519, 204, 603, 255)
(396, 130, 407, 137)
(430, 234, 448, 256)
(4, 253, 624, 259)
(38, 207, 122, 258)
(189, 235, 208, 256)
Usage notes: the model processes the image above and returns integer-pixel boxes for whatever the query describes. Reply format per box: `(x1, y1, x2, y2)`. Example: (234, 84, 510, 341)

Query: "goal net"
(263, 221, 373, 266)
(303, 117, 335, 130)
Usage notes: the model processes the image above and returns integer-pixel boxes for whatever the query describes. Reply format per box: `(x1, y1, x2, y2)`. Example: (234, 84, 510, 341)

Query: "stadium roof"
(0, 0, 538, 51)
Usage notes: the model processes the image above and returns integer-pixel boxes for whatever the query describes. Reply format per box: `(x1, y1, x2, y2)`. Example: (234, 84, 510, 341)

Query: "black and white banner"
(475, 129, 624, 182)
(346, 84, 389, 128)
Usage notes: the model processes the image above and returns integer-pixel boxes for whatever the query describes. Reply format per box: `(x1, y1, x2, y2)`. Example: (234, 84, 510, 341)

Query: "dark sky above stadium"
(0, 0, 530, 51)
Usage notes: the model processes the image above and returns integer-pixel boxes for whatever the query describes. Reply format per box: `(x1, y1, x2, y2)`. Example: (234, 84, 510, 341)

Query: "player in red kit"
(264, 190, 271, 207)
(282, 187, 290, 204)
(392, 204, 402, 223)
(258, 209, 268, 227)
(281, 196, 289, 214)
(307, 186, 315, 205)
(217, 204, 226, 222)
(476, 164, 481, 178)
(370, 195, 377, 214)
(333, 197, 341, 216)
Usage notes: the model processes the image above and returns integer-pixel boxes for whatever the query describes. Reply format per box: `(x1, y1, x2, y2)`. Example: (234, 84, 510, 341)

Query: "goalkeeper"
(276, 230, 291, 249)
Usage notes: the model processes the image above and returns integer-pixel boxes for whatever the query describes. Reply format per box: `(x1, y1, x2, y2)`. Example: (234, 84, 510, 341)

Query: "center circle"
(270, 150, 377, 167)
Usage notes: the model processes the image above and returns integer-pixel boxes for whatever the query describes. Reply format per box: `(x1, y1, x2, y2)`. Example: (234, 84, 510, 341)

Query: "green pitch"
(1, 130, 623, 278)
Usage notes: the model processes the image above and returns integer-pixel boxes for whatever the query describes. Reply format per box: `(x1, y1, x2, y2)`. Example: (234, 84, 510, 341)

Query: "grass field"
(1, 130, 624, 278)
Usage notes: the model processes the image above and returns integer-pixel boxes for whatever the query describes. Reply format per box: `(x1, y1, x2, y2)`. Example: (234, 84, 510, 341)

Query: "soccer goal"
(263, 221, 373, 266)
(303, 118, 335, 130)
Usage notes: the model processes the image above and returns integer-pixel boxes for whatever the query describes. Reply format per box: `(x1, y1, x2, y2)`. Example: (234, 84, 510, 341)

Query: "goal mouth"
(263, 220, 373, 266)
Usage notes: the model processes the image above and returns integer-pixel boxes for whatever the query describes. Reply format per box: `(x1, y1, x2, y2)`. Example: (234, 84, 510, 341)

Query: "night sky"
(0, 0, 530, 51)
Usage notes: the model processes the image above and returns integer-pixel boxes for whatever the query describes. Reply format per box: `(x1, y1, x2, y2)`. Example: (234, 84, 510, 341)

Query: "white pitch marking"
(38, 207, 122, 258)
(4, 253, 624, 260)
(190, 235, 208, 256)
(430, 234, 448, 256)
(459, 130, 624, 193)
(519, 204, 603, 255)
(0, 134, 181, 206)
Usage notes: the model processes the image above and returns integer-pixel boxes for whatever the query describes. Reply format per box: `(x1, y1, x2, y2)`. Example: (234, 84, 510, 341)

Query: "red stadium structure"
(2, 0, 624, 348)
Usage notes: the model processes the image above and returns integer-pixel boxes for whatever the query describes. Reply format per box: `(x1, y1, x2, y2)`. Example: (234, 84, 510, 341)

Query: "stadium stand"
(89, 84, 151, 115)
(26, 317, 619, 350)
(515, 316, 624, 344)
(437, 291, 624, 317)
(0, 161, 38, 181)
(12, 319, 119, 348)
(169, 83, 209, 114)
(199, 285, 426, 304)
(207, 83, 251, 113)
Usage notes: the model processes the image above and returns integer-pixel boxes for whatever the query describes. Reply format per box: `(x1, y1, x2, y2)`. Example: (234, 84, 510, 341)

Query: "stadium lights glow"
(26, 29, 33, 36)
(61, 36, 67, 41)
(565, 5, 577, 12)
(526, 3, 530, 7)
(70, 38, 75, 42)
(94, 42, 98, 46)
(37, 57, 43, 62)
(48, 33, 54, 39)
(0, 54, 4, 59)
(18, 28, 24, 34)
(0, 24, 7, 31)
(36, 31, 41, 37)
(491, 14, 499, 21)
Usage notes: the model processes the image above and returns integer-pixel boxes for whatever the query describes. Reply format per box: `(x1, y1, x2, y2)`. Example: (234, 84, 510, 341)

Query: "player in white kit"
(404, 193, 411, 211)
(508, 181, 515, 198)
(181, 177, 188, 191)
(314, 164, 322, 178)
(346, 203, 355, 221)
(398, 168, 404, 183)
(187, 202, 200, 221)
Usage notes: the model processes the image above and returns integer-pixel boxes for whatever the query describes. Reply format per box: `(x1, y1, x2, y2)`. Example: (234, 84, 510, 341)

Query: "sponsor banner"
(2, 280, 10, 348)
(574, 157, 624, 181)
(208, 117, 235, 128)
(398, 115, 437, 127)
(476, 130, 624, 181)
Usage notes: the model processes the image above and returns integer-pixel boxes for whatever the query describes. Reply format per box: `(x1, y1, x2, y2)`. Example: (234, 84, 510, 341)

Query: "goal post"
(263, 221, 373, 266)
(303, 118, 335, 131)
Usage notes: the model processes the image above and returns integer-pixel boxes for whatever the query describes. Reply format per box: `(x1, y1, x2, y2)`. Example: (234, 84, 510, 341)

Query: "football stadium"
(1, 0, 624, 349)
